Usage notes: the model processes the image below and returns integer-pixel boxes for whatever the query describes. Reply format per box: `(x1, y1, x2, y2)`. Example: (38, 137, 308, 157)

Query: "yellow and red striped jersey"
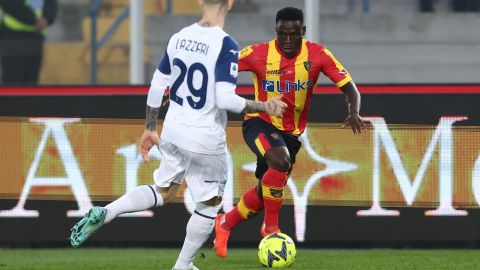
(239, 39, 352, 136)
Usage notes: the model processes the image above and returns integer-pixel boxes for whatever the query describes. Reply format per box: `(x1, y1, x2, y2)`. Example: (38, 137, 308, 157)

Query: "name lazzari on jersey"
(262, 79, 314, 93)
(175, 39, 210, 55)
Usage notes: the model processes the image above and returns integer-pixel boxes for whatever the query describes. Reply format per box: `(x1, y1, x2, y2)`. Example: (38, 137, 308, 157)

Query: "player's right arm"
(141, 50, 171, 163)
(236, 43, 287, 114)
(215, 37, 286, 117)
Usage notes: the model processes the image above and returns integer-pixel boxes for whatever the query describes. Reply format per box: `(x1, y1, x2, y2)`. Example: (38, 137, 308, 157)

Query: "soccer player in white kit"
(69, 1, 286, 269)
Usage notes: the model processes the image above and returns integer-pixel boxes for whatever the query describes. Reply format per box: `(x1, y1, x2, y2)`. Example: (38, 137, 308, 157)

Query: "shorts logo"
(303, 60, 312, 71)
(270, 133, 280, 140)
(269, 188, 284, 198)
(205, 180, 227, 185)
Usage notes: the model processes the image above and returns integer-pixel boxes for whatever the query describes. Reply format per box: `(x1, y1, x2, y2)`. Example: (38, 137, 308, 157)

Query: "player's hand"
(140, 130, 160, 163)
(264, 96, 287, 118)
(342, 114, 367, 135)
(35, 17, 48, 33)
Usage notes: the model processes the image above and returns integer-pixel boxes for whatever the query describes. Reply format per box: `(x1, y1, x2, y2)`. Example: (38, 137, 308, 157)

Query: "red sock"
(261, 168, 288, 232)
(223, 186, 263, 230)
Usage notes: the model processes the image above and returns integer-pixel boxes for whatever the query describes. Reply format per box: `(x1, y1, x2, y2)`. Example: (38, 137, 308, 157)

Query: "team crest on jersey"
(303, 60, 312, 71)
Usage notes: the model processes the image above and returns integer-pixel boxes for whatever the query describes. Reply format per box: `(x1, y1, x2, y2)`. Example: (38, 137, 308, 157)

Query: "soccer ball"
(258, 233, 296, 268)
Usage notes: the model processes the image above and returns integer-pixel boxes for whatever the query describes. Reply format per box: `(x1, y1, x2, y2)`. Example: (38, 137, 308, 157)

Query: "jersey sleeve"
(157, 50, 171, 75)
(319, 48, 352, 88)
(147, 69, 170, 108)
(215, 36, 239, 84)
(238, 45, 255, 72)
(149, 38, 172, 108)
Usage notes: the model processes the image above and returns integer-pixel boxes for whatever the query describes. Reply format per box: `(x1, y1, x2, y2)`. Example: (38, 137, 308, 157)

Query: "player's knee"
(267, 156, 291, 172)
(265, 148, 291, 172)
(194, 201, 222, 222)
(201, 196, 222, 206)
(156, 184, 180, 204)
(186, 202, 220, 239)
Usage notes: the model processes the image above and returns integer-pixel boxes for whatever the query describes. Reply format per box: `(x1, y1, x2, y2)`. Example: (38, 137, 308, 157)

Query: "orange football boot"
(260, 223, 281, 238)
(213, 214, 231, 258)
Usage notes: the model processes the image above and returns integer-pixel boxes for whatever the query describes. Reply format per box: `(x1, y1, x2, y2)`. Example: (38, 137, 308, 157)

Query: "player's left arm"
(319, 47, 366, 134)
(215, 37, 286, 117)
(339, 81, 366, 135)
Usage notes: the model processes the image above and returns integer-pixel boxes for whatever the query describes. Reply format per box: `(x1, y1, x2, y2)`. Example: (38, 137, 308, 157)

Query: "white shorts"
(153, 141, 227, 203)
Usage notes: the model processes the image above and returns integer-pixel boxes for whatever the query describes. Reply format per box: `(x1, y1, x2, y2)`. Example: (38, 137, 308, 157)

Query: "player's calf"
(174, 201, 220, 268)
(261, 168, 288, 234)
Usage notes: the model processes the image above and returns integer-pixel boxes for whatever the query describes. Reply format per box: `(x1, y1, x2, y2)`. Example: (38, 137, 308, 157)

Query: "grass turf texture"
(2, 248, 480, 270)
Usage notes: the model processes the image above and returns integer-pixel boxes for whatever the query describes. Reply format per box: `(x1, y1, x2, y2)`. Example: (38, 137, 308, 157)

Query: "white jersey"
(155, 24, 239, 154)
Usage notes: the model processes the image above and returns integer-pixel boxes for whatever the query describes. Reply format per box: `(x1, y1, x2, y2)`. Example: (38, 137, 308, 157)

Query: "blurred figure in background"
(451, 0, 480, 11)
(0, 0, 57, 85)
(419, 0, 436, 12)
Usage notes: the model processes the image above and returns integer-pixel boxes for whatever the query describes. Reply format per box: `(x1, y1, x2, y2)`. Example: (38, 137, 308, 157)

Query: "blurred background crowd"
(0, 0, 479, 86)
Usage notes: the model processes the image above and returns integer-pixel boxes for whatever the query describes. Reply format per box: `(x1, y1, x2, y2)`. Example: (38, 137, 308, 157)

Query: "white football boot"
(172, 263, 199, 270)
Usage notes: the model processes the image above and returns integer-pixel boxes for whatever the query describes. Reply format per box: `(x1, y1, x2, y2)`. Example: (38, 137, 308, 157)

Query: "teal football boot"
(70, 206, 107, 247)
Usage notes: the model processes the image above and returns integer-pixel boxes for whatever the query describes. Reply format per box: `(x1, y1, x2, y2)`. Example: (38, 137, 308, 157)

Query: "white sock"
(173, 203, 221, 270)
(104, 185, 163, 223)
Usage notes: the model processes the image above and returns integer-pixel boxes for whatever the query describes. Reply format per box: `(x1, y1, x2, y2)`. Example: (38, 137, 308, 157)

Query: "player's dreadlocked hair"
(276, 7, 304, 24)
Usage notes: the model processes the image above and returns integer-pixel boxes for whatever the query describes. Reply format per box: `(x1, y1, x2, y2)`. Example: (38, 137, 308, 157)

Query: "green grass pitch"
(2, 248, 480, 270)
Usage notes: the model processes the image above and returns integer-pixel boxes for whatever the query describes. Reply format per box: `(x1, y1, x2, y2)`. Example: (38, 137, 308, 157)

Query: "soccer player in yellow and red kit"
(213, 7, 366, 258)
